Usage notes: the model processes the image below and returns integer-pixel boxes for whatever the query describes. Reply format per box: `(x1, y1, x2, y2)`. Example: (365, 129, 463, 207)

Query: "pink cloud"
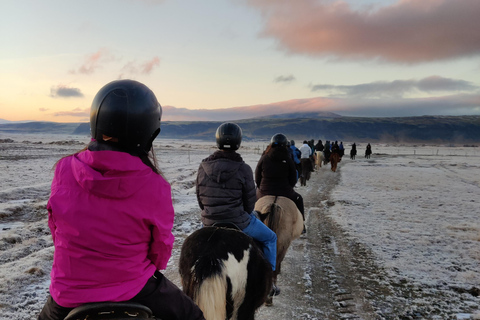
(161, 91, 480, 121)
(248, 0, 480, 63)
(70, 48, 114, 75)
(141, 57, 160, 74)
(161, 97, 335, 121)
(53, 108, 89, 118)
(120, 57, 160, 76)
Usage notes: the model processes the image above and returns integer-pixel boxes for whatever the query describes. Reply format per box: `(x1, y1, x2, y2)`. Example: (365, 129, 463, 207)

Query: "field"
(0, 134, 479, 319)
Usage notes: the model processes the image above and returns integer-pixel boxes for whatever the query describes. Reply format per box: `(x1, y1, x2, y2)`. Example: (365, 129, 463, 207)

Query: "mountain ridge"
(1, 113, 480, 143)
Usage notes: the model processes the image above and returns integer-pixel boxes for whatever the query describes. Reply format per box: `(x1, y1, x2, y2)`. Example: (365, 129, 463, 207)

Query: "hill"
(1, 114, 480, 143)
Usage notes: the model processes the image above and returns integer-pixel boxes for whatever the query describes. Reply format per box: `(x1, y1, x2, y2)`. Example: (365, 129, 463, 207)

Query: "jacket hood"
(71, 150, 153, 199)
(200, 151, 243, 183)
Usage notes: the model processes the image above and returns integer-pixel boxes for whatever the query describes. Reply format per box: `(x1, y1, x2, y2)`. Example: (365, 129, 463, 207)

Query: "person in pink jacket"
(38, 80, 204, 320)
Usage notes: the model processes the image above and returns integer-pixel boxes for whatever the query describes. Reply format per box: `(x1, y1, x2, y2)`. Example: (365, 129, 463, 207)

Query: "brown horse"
(330, 152, 341, 172)
(254, 195, 304, 306)
(315, 151, 324, 170)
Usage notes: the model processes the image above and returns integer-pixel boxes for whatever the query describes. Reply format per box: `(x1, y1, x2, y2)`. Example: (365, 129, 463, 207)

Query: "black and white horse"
(179, 226, 272, 320)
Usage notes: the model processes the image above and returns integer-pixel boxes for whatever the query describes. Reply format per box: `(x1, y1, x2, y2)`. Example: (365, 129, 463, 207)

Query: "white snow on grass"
(329, 145, 480, 319)
(1, 135, 479, 319)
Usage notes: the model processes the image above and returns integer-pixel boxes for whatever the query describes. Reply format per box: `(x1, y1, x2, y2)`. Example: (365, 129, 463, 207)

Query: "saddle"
(64, 302, 153, 320)
(210, 221, 264, 251)
(211, 221, 242, 231)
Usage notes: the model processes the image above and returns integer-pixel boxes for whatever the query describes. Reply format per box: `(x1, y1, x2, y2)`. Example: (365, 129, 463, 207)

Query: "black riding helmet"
(216, 122, 242, 150)
(90, 79, 162, 155)
(271, 133, 288, 148)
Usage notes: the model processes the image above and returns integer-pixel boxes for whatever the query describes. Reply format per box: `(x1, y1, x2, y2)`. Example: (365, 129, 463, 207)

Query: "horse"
(323, 150, 331, 165)
(365, 148, 372, 159)
(350, 148, 356, 160)
(330, 152, 341, 172)
(300, 158, 311, 186)
(179, 226, 273, 320)
(254, 195, 304, 306)
(315, 151, 324, 170)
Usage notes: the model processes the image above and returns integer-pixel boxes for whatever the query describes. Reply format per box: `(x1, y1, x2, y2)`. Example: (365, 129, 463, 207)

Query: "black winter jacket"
(196, 150, 255, 230)
(255, 147, 297, 199)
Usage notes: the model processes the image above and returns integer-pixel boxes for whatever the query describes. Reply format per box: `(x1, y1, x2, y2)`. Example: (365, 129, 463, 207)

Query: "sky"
(1, 0, 480, 123)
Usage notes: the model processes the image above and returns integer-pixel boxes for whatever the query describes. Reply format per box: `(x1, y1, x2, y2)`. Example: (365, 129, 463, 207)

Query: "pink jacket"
(47, 150, 175, 308)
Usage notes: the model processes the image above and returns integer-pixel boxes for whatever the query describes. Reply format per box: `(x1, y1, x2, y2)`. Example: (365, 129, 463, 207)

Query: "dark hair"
(266, 143, 289, 161)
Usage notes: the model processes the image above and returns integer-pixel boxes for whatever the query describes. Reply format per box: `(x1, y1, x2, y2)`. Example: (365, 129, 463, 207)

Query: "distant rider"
(255, 133, 306, 232)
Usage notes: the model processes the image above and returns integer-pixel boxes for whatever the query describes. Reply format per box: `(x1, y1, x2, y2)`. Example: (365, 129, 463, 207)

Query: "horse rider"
(255, 133, 306, 233)
(315, 140, 324, 153)
(299, 140, 312, 185)
(38, 80, 205, 320)
(289, 140, 302, 175)
(350, 143, 357, 160)
(365, 143, 372, 158)
(339, 142, 345, 157)
(323, 140, 331, 163)
(195, 123, 279, 294)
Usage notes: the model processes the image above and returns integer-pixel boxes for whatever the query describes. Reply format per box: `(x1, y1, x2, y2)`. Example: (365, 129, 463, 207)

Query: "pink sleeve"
(47, 166, 60, 244)
(47, 201, 56, 244)
(148, 186, 175, 270)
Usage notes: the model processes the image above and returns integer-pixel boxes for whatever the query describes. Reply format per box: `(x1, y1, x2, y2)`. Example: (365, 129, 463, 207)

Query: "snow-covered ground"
(329, 145, 480, 319)
(0, 134, 479, 319)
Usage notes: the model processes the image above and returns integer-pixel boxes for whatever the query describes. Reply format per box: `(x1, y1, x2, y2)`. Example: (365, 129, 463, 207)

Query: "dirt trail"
(255, 164, 410, 320)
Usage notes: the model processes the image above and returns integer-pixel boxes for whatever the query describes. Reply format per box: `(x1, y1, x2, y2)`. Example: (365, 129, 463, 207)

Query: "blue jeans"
(243, 215, 277, 271)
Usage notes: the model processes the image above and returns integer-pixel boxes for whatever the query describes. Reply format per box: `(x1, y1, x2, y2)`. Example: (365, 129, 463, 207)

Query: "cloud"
(417, 76, 478, 92)
(329, 93, 480, 117)
(53, 108, 89, 118)
(311, 76, 479, 98)
(162, 91, 480, 121)
(120, 57, 160, 76)
(50, 85, 84, 98)
(141, 57, 160, 74)
(274, 75, 296, 83)
(70, 48, 114, 75)
(135, 0, 165, 4)
(162, 97, 334, 121)
(39, 108, 49, 112)
(248, 0, 480, 63)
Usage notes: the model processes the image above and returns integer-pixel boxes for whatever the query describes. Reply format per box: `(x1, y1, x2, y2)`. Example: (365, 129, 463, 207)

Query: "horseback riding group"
(293, 139, 347, 174)
(38, 80, 306, 320)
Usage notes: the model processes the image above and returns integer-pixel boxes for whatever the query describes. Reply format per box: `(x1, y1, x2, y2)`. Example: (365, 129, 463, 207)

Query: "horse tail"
(266, 197, 281, 233)
(195, 274, 228, 320)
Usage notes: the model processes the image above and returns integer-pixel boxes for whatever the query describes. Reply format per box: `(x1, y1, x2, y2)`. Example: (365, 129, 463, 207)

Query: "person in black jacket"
(255, 133, 305, 232)
(196, 122, 278, 273)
